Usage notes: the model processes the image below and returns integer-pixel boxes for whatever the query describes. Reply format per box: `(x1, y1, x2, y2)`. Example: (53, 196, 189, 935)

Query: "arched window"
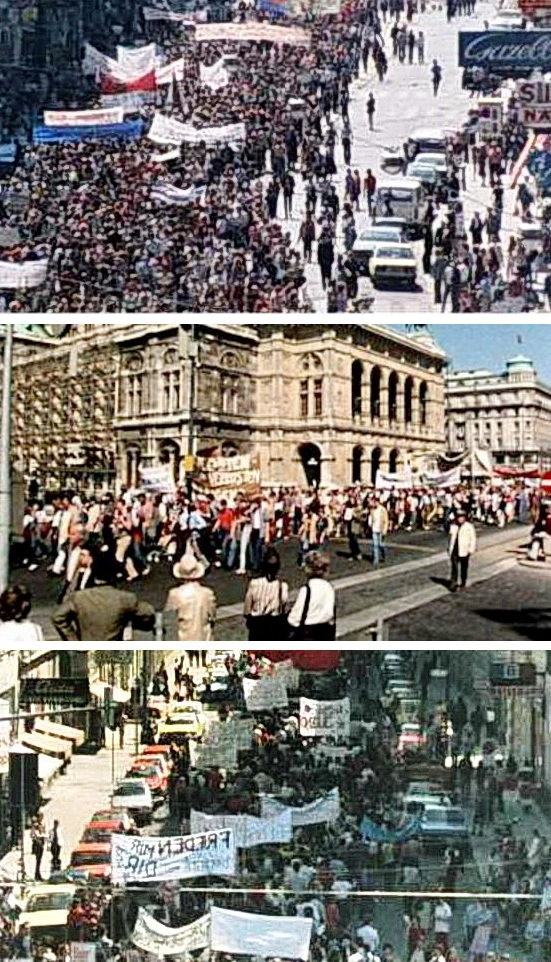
(389, 448, 400, 473)
(352, 445, 363, 483)
(351, 360, 364, 418)
(298, 443, 322, 488)
(388, 371, 399, 422)
(371, 446, 382, 485)
(370, 366, 381, 419)
(420, 381, 428, 426)
(404, 376, 414, 424)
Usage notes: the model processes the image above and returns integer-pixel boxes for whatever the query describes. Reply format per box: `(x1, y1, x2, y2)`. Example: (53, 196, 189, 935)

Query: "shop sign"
(20, 677, 90, 707)
(459, 30, 551, 72)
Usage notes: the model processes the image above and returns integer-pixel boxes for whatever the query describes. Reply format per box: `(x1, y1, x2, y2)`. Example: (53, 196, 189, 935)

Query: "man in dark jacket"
(53, 554, 155, 641)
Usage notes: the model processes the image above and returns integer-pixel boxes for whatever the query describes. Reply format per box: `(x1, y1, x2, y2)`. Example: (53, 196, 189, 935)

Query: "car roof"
(26, 884, 76, 897)
(84, 819, 124, 829)
(72, 843, 111, 853)
(377, 177, 422, 190)
(410, 128, 446, 140)
(116, 778, 147, 788)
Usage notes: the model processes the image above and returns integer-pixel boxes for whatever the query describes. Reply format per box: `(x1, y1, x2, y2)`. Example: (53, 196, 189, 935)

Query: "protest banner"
(313, 744, 351, 760)
(151, 182, 205, 205)
(101, 68, 157, 94)
(190, 809, 292, 848)
(70, 945, 96, 962)
(44, 107, 124, 127)
(156, 58, 185, 84)
(82, 43, 118, 76)
(143, 6, 193, 20)
(200, 58, 229, 91)
(0, 259, 48, 290)
(117, 43, 157, 74)
(196, 453, 261, 498)
(195, 22, 311, 45)
(111, 830, 236, 884)
(260, 787, 340, 827)
(139, 466, 176, 495)
(299, 696, 350, 738)
(243, 675, 288, 713)
(189, 721, 238, 770)
(100, 92, 154, 111)
(421, 466, 462, 488)
(147, 113, 245, 147)
(210, 908, 313, 961)
(375, 467, 413, 491)
(271, 658, 300, 692)
(229, 716, 255, 751)
(151, 147, 181, 163)
(132, 909, 210, 956)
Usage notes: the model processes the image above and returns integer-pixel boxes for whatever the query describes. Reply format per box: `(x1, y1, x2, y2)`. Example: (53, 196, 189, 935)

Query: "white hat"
(173, 548, 206, 581)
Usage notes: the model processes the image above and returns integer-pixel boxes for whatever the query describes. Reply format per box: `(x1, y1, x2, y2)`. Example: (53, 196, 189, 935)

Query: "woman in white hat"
(164, 544, 217, 642)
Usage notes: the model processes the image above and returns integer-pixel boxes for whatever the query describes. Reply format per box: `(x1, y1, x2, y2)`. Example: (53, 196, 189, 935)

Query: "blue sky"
(384, 323, 551, 379)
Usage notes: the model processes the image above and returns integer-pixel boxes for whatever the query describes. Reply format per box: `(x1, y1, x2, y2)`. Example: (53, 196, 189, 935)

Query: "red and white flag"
(101, 68, 157, 94)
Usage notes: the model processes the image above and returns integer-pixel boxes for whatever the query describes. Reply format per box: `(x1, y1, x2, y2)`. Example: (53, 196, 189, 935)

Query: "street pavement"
(16, 522, 539, 641)
(281, 0, 510, 313)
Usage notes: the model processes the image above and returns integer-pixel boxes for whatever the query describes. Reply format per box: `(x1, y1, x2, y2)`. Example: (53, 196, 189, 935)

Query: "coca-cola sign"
(459, 30, 551, 72)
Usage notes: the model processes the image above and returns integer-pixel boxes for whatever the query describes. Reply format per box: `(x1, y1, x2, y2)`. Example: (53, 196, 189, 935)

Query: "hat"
(173, 549, 206, 581)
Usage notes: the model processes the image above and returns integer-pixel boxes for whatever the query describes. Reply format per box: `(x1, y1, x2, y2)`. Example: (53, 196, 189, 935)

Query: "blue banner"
(32, 120, 144, 144)
(458, 31, 551, 72)
(257, 0, 290, 16)
(360, 816, 420, 843)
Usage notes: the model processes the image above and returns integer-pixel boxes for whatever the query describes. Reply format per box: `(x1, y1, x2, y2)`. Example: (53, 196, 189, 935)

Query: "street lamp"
(0, 324, 14, 593)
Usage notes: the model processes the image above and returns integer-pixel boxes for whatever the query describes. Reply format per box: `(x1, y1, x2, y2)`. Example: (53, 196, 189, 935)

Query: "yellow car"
(157, 702, 205, 741)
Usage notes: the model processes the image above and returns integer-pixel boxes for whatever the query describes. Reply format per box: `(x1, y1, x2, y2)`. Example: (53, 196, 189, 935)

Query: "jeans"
(372, 531, 386, 567)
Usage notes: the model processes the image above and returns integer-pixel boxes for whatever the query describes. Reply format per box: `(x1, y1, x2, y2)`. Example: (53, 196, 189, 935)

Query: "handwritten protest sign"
(299, 697, 350, 738)
(190, 809, 292, 848)
(243, 675, 288, 712)
(132, 909, 210, 956)
(111, 829, 236, 884)
(260, 788, 340, 827)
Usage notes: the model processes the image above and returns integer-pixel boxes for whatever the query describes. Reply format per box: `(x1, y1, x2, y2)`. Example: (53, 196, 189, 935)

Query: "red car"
(126, 760, 168, 797)
(70, 843, 111, 879)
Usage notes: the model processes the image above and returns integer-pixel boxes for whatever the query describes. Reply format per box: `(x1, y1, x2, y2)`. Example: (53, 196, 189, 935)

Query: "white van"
(373, 178, 426, 235)
(405, 128, 448, 161)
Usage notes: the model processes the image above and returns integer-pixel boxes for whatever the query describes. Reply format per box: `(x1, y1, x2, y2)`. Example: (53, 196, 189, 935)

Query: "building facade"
(446, 355, 551, 469)
(9, 322, 446, 494)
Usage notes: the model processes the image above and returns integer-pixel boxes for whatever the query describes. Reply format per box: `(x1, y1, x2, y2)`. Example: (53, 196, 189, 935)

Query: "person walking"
(370, 498, 389, 567)
(317, 228, 335, 291)
(299, 213, 316, 263)
(49, 819, 62, 873)
(53, 555, 155, 641)
(164, 544, 217, 642)
(366, 93, 376, 131)
(448, 509, 477, 592)
(31, 813, 47, 881)
(431, 59, 442, 96)
(243, 548, 289, 640)
(287, 552, 336, 640)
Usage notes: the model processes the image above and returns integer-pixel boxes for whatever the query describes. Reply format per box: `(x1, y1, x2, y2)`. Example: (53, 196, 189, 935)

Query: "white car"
(370, 243, 417, 288)
(111, 778, 153, 826)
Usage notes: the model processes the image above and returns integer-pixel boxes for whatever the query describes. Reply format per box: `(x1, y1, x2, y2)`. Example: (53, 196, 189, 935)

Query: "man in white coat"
(448, 508, 476, 592)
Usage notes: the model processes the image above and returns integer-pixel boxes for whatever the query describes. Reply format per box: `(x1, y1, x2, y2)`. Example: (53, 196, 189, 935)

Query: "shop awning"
(90, 682, 131, 704)
(21, 732, 72, 761)
(34, 719, 85, 748)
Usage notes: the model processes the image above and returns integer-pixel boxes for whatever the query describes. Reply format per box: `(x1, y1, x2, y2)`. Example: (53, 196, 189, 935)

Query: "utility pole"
(0, 324, 14, 593)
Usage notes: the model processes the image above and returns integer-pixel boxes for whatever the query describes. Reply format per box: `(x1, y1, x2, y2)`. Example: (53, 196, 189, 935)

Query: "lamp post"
(0, 324, 14, 593)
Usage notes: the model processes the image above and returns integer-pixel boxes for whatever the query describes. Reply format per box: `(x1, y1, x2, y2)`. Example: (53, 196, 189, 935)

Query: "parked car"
(397, 723, 428, 754)
(418, 805, 471, 853)
(370, 243, 417, 288)
(126, 759, 168, 798)
(133, 752, 170, 779)
(111, 779, 153, 826)
(403, 791, 452, 817)
(89, 809, 132, 831)
(81, 818, 128, 844)
(18, 884, 76, 941)
(69, 843, 112, 880)
(157, 701, 205, 741)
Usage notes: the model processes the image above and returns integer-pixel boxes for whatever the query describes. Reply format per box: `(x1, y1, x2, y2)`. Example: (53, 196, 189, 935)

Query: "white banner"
(190, 809, 292, 848)
(117, 43, 157, 74)
(243, 675, 288, 712)
(111, 830, 236, 884)
(148, 112, 189, 144)
(151, 182, 205, 205)
(0, 259, 48, 290)
(100, 92, 154, 111)
(139, 466, 176, 495)
(195, 22, 311, 46)
(70, 945, 96, 962)
(156, 57, 185, 84)
(152, 147, 181, 163)
(148, 112, 246, 147)
(375, 468, 413, 491)
(230, 716, 255, 751)
(210, 908, 313, 961)
(300, 697, 350, 738)
(143, 5, 192, 20)
(132, 910, 210, 956)
(422, 466, 462, 488)
(82, 43, 118, 76)
(272, 658, 300, 692)
(43, 107, 124, 127)
(200, 58, 229, 91)
(260, 788, 340, 827)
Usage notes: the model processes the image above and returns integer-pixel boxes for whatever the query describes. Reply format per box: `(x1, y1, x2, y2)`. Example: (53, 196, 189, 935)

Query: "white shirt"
(288, 578, 335, 628)
(434, 902, 453, 933)
(0, 621, 43, 643)
(357, 924, 380, 951)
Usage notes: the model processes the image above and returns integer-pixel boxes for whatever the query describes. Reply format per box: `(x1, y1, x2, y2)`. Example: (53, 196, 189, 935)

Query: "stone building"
(446, 354, 551, 469)
(8, 322, 446, 494)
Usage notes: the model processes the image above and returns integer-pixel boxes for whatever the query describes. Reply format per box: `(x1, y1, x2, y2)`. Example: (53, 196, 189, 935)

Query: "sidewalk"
(469, 789, 551, 884)
(1, 729, 137, 882)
